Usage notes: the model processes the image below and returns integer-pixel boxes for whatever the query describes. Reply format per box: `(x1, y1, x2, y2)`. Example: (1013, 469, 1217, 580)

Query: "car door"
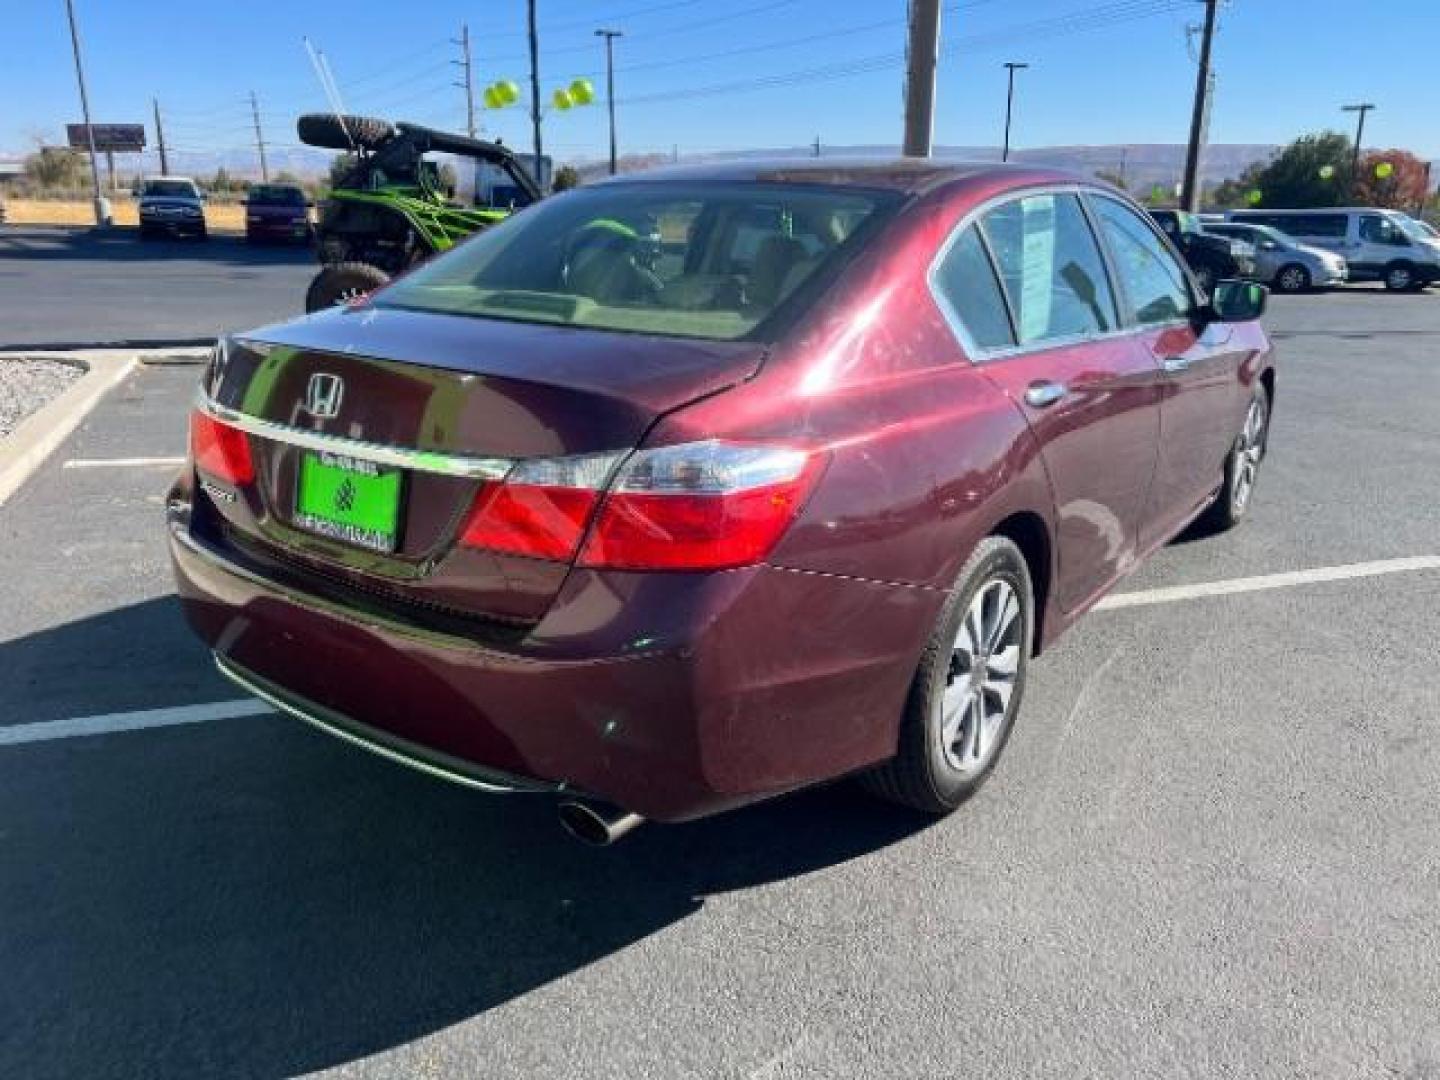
(1087, 193, 1250, 549)
(937, 190, 1164, 613)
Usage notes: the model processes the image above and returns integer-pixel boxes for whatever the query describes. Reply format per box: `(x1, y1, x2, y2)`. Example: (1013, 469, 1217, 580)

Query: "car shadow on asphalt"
(0, 597, 932, 1079)
(0, 227, 314, 269)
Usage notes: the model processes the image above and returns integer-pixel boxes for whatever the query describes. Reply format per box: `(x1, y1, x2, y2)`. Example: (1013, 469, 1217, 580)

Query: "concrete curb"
(1, 338, 215, 354)
(0, 352, 139, 508)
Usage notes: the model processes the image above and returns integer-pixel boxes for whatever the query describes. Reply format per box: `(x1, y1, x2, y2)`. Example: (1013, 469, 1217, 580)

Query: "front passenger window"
(1091, 196, 1193, 326)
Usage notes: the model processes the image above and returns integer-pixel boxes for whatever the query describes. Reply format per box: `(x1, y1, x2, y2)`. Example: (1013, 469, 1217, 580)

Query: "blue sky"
(8, 0, 1438, 168)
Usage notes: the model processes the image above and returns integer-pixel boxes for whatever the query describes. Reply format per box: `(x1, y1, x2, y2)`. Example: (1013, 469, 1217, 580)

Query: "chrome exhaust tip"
(557, 799, 645, 846)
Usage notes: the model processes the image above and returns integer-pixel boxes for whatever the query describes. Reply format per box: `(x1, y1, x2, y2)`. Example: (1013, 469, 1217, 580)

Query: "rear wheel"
(304, 262, 391, 312)
(1383, 261, 1416, 291)
(1274, 263, 1311, 293)
(860, 536, 1032, 814)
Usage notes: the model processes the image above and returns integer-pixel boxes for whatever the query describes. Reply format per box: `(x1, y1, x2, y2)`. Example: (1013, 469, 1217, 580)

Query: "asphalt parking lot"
(0, 227, 314, 348)
(2, 286, 1438, 1079)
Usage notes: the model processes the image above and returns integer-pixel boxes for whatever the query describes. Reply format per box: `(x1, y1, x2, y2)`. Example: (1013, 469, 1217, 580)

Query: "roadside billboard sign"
(66, 124, 147, 152)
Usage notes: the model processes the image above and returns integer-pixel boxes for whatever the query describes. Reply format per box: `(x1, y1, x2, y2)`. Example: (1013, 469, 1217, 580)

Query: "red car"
(170, 161, 1273, 844)
(243, 183, 313, 244)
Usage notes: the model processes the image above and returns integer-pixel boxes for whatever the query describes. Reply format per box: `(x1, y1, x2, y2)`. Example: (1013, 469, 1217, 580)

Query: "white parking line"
(63, 456, 186, 469)
(0, 699, 271, 747)
(1095, 555, 1440, 611)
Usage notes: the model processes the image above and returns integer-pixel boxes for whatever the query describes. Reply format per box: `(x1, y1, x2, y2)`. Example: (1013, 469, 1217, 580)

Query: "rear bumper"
(168, 487, 939, 822)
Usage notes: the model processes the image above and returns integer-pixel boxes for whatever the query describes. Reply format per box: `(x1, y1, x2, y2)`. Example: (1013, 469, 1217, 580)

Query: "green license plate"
(294, 451, 402, 553)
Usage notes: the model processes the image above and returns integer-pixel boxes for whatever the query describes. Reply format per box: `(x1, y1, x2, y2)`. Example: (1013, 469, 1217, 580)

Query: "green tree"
(552, 164, 581, 192)
(1245, 131, 1352, 208)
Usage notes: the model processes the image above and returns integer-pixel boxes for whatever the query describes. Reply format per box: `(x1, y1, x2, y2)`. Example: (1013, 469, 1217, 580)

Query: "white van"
(1226, 207, 1440, 291)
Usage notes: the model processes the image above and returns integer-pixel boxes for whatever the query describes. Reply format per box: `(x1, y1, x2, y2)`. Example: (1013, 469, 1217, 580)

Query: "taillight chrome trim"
(195, 394, 515, 481)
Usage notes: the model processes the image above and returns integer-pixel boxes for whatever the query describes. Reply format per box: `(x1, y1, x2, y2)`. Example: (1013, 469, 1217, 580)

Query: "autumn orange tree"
(1353, 149, 1431, 209)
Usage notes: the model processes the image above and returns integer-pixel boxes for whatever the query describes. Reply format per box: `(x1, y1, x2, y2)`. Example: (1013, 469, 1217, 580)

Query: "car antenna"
(303, 37, 357, 153)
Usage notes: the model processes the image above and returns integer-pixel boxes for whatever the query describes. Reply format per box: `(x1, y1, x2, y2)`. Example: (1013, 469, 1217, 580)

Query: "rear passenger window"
(1091, 196, 1193, 326)
(932, 226, 1014, 351)
(980, 194, 1118, 345)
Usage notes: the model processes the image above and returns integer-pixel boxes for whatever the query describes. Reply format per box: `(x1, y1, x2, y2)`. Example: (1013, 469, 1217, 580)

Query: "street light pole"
(1001, 61, 1029, 163)
(63, 0, 107, 225)
(527, 0, 544, 189)
(1342, 103, 1376, 196)
(595, 29, 623, 176)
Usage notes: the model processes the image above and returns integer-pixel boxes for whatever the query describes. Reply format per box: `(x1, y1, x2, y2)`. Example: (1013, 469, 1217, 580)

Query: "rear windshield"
(248, 185, 305, 206)
(143, 180, 197, 198)
(376, 182, 900, 341)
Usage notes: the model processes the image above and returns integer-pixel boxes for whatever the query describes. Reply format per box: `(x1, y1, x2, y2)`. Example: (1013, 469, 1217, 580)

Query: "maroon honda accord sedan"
(169, 160, 1274, 843)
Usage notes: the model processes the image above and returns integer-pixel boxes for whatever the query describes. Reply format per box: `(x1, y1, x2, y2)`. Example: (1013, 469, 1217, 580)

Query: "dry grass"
(3, 197, 245, 231)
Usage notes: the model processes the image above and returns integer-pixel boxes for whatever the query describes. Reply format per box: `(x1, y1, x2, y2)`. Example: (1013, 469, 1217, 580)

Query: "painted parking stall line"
(64, 456, 186, 469)
(1095, 555, 1440, 611)
(0, 699, 272, 747)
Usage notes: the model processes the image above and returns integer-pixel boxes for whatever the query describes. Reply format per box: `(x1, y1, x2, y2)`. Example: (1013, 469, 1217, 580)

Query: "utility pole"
(454, 23, 477, 138)
(1342, 103, 1376, 196)
(1179, 0, 1219, 212)
(63, 0, 107, 225)
(813, 136, 821, 158)
(249, 90, 269, 182)
(595, 29, 623, 175)
(1001, 61, 1029, 162)
(1118, 146, 1129, 188)
(901, 0, 942, 157)
(527, 0, 544, 189)
(152, 98, 170, 176)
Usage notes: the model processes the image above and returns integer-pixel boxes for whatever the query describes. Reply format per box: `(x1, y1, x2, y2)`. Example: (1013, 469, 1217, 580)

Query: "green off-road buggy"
(296, 113, 542, 312)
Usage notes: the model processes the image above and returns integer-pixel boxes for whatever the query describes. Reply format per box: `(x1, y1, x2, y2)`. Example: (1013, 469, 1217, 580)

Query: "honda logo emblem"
(304, 373, 344, 419)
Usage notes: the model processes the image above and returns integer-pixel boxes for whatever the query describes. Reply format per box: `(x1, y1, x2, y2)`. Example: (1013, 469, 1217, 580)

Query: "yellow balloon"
(498, 80, 521, 106)
(483, 85, 503, 110)
(1318, 164, 1336, 180)
(1246, 189, 1263, 205)
(569, 78, 596, 105)
(553, 88, 573, 110)
(1375, 161, 1395, 179)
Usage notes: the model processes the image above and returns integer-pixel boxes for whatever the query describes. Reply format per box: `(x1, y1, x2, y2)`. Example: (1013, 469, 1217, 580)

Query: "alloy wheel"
(940, 579, 1022, 777)
(1277, 266, 1308, 293)
(1232, 395, 1267, 514)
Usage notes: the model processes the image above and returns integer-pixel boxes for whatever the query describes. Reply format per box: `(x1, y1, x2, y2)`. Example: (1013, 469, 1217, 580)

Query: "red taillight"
(460, 483, 600, 560)
(457, 441, 823, 570)
(190, 410, 254, 485)
(579, 441, 823, 571)
(458, 453, 618, 561)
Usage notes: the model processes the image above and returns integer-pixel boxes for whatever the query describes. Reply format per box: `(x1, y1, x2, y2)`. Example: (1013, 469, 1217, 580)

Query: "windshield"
(143, 180, 197, 198)
(248, 186, 305, 206)
(377, 182, 900, 341)
(1394, 214, 1432, 242)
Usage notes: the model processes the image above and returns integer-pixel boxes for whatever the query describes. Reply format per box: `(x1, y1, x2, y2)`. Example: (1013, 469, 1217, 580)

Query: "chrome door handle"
(1161, 355, 1193, 374)
(1024, 381, 1067, 408)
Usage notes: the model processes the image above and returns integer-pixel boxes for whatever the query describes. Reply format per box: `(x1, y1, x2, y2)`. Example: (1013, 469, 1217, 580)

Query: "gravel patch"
(0, 357, 86, 438)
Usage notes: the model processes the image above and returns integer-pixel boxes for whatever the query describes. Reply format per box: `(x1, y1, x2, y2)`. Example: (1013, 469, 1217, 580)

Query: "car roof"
(143, 176, 197, 184)
(589, 157, 1091, 196)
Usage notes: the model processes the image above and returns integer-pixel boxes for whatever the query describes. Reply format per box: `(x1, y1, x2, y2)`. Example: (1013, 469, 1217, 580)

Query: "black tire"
(860, 536, 1033, 814)
(304, 262, 391, 313)
(1273, 263, 1311, 294)
(296, 113, 395, 152)
(1383, 261, 1417, 292)
(1196, 383, 1270, 535)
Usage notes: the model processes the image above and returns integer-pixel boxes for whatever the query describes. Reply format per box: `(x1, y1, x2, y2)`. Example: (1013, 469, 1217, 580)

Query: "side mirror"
(1208, 280, 1267, 323)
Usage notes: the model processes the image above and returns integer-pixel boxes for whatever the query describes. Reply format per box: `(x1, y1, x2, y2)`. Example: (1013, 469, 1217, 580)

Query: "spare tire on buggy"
(296, 113, 396, 152)
(304, 261, 391, 312)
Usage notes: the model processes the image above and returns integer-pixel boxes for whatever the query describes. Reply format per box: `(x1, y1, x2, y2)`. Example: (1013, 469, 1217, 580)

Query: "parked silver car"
(1205, 221, 1347, 293)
